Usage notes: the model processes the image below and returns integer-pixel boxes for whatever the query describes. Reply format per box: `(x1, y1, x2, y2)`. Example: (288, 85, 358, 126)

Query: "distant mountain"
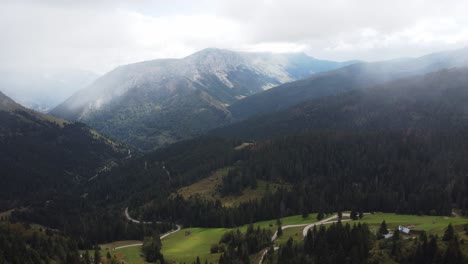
(213, 66, 468, 139)
(0, 69, 98, 112)
(50, 48, 355, 151)
(229, 47, 468, 120)
(0, 91, 126, 209)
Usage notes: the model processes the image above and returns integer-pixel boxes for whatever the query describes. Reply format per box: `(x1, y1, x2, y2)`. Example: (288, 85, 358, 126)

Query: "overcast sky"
(2, 0, 468, 74)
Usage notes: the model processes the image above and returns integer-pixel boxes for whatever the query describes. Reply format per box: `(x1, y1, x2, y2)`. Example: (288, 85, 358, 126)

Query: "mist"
(1, 0, 468, 110)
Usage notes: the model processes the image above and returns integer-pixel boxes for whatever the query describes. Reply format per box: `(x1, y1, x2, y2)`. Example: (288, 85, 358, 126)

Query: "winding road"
(114, 208, 182, 250)
(258, 213, 352, 264)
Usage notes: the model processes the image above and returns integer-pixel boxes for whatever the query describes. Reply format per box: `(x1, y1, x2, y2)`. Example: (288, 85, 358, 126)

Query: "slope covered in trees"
(0, 91, 127, 210)
(51, 48, 355, 151)
(0, 222, 83, 264)
(214, 66, 468, 139)
(228, 47, 468, 121)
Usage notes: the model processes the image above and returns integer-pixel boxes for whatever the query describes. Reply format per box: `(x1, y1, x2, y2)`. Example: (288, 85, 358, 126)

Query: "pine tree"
(277, 225, 283, 237)
(93, 246, 100, 264)
(392, 228, 400, 241)
(443, 224, 455, 241)
(350, 210, 358, 220)
(377, 221, 388, 238)
(84, 250, 91, 264)
(358, 210, 364, 219)
(317, 212, 325, 221)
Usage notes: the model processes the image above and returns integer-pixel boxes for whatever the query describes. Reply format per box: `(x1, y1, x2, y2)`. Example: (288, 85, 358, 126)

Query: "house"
(398, 225, 411, 234)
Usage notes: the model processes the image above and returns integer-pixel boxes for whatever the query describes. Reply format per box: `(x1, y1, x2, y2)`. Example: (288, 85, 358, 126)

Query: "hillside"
(0, 91, 126, 210)
(83, 66, 468, 228)
(229, 47, 468, 120)
(50, 48, 354, 151)
(215, 66, 468, 139)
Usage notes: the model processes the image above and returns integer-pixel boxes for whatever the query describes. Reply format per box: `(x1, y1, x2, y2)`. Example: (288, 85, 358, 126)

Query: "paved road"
(114, 208, 182, 250)
(302, 213, 350, 237)
(258, 213, 352, 264)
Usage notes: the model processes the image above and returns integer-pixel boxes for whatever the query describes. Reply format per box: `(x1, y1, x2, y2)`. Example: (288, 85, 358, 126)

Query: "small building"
(398, 225, 411, 234)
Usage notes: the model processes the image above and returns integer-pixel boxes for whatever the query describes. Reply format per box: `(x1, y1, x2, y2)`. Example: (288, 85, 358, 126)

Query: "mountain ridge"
(0, 91, 126, 208)
(213, 66, 468, 139)
(51, 48, 355, 150)
(228, 46, 468, 120)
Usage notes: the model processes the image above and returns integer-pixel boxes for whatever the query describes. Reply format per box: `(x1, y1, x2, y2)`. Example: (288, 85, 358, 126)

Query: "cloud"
(1, 0, 468, 73)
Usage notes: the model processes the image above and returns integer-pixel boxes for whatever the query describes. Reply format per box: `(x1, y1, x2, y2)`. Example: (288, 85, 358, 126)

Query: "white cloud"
(1, 0, 468, 73)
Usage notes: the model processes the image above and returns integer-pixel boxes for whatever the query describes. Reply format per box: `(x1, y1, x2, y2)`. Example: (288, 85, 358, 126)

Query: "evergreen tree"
(350, 210, 358, 220)
(392, 228, 400, 241)
(142, 233, 164, 263)
(83, 250, 91, 264)
(93, 246, 101, 264)
(317, 212, 325, 221)
(377, 221, 388, 238)
(443, 223, 455, 241)
(358, 210, 364, 219)
(277, 225, 283, 237)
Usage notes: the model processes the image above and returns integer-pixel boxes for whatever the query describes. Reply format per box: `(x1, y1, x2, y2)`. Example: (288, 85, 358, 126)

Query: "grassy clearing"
(252, 213, 319, 230)
(160, 214, 319, 263)
(109, 246, 145, 264)
(275, 226, 305, 245)
(102, 212, 468, 264)
(355, 213, 468, 236)
(161, 227, 226, 264)
(174, 167, 288, 207)
(100, 240, 142, 250)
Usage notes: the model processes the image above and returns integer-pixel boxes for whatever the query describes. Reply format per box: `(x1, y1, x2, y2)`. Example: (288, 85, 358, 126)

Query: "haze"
(2, 0, 468, 74)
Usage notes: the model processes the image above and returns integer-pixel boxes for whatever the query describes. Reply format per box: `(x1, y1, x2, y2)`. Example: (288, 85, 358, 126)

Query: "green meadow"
(102, 212, 468, 264)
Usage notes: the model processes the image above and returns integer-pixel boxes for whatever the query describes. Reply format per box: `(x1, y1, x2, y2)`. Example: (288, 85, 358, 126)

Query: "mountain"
(213, 66, 468, 139)
(50, 48, 355, 151)
(229, 47, 468, 120)
(0, 69, 98, 112)
(0, 91, 126, 210)
(99, 66, 468, 226)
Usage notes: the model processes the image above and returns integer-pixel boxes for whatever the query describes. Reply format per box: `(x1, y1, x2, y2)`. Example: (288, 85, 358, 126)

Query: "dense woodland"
(263, 223, 466, 264)
(123, 128, 468, 228)
(0, 222, 82, 264)
(5, 61, 468, 263)
(0, 108, 126, 211)
(217, 224, 272, 264)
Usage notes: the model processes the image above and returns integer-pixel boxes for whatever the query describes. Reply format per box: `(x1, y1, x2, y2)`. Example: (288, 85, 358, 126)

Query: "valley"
(95, 212, 468, 264)
(3, 4, 468, 262)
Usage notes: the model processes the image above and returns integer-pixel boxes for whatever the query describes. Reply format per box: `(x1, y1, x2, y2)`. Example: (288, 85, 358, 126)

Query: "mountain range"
(50, 48, 355, 151)
(228, 47, 468, 120)
(213, 66, 468, 139)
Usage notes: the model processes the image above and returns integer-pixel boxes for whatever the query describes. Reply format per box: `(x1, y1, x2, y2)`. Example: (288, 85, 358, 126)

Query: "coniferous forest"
(4, 4, 468, 263)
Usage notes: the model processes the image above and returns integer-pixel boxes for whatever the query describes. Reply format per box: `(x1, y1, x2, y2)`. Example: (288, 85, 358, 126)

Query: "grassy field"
(101, 212, 468, 264)
(100, 240, 142, 250)
(275, 226, 304, 245)
(174, 167, 288, 207)
(355, 213, 468, 236)
(160, 214, 320, 263)
(110, 247, 145, 264)
(161, 227, 226, 264)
